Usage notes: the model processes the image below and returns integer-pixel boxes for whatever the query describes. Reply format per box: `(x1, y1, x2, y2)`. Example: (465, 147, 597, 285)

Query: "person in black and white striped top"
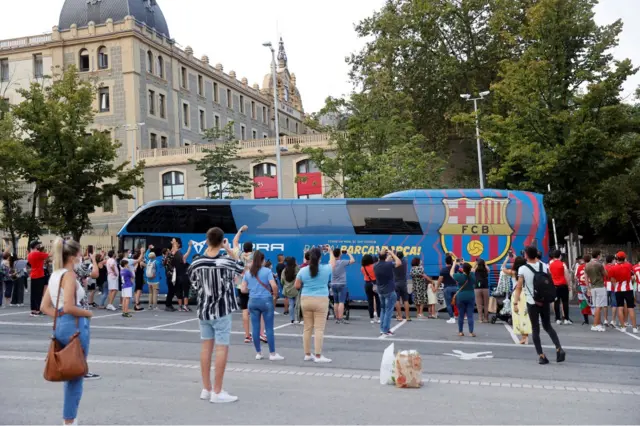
(188, 227, 244, 404)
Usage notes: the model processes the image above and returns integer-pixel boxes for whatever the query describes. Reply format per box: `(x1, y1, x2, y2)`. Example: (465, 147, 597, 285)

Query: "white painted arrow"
(443, 350, 494, 360)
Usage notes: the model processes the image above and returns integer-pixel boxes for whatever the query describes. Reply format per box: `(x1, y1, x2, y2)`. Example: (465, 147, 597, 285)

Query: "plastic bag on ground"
(394, 350, 423, 388)
(379, 343, 395, 385)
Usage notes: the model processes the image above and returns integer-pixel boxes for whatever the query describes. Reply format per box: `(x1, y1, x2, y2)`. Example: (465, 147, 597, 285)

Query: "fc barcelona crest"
(439, 198, 513, 265)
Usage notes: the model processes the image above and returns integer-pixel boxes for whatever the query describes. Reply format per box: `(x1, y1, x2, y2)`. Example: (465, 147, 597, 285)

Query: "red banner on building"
(297, 172, 322, 196)
(254, 176, 278, 199)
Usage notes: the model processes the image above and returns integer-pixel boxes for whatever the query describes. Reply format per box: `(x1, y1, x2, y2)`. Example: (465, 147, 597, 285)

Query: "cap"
(29, 240, 41, 250)
(616, 251, 627, 259)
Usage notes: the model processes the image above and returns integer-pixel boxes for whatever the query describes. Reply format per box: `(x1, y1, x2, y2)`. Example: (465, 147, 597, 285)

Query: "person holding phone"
(330, 247, 354, 324)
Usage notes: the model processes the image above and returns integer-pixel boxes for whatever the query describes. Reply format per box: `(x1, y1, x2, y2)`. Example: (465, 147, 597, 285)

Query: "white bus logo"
(191, 241, 284, 254)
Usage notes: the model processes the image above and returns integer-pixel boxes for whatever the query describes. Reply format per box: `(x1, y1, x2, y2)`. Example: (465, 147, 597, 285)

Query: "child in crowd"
(146, 252, 160, 310)
(120, 258, 134, 318)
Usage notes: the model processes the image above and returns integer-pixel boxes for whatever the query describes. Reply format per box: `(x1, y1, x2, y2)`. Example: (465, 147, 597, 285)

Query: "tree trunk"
(27, 187, 39, 244)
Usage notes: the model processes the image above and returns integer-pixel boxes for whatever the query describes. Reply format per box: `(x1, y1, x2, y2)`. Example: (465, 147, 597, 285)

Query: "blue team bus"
(117, 189, 548, 300)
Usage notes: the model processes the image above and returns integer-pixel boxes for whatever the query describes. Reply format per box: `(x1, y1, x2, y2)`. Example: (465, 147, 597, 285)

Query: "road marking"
(274, 322, 293, 330)
(2, 320, 640, 354)
(0, 311, 37, 317)
(380, 320, 406, 339)
(616, 328, 640, 341)
(0, 353, 637, 395)
(147, 318, 199, 330)
(443, 350, 494, 360)
(504, 324, 521, 344)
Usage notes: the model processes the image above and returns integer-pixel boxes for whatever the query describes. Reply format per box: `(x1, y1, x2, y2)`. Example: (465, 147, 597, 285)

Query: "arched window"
(97, 46, 108, 69)
(162, 171, 184, 200)
(156, 55, 164, 78)
(296, 159, 320, 174)
(253, 163, 276, 177)
(79, 49, 90, 72)
(147, 50, 154, 74)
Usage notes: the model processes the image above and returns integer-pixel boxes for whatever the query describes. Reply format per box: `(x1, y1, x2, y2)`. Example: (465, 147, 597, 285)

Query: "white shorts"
(592, 287, 608, 308)
(121, 287, 133, 298)
(107, 277, 119, 291)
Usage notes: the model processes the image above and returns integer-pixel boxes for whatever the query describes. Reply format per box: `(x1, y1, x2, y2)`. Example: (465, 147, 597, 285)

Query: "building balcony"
(0, 34, 52, 50)
(138, 132, 337, 167)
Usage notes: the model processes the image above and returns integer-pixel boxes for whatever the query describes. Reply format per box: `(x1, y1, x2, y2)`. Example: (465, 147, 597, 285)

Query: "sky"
(0, 0, 637, 112)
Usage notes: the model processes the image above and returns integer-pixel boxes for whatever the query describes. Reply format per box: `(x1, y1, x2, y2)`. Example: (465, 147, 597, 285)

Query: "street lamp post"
(123, 122, 145, 209)
(460, 91, 490, 189)
(263, 41, 283, 199)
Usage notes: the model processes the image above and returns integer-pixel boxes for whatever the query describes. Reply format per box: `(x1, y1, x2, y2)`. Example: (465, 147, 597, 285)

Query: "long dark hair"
(513, 256, 526, 274)
(250, 250, 265, 278)
(308, 247, 322, 278)
(476, 258, 488, 274)
(284, 256, 297, 282)
(361, 254, 374, 267)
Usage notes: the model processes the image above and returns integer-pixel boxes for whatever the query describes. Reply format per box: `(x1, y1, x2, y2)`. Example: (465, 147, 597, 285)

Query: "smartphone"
(88, 245, 94, 255)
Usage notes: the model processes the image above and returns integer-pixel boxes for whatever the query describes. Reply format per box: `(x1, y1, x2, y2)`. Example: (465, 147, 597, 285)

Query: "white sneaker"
(274, 311, 280, 315)
(313, 355, 332, 364)
(269, 353, 284, 361)
(604, 320, 609, 326)
(446, 318, 456, 324)
(303, 355, 314, 361)
(556, 320, 562, 325)
(200, 389, 211, 400)
(633, 328, 639, 334)
(598, 325, 606, 332)
(591, 326, 600, 332)
(297, 321, 304, 325)
(255, 353, 264, 360)
(376, 318, 381, 324)
(564, 319, 573, 325)
(370, 319, 375, 324)
(618, 326, 627, 332)
(210, 390, 238, 404)
(106, 304, 116, 311)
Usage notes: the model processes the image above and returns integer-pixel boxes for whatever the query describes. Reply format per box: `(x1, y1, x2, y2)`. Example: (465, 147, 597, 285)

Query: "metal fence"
(581, 243, 638, 263)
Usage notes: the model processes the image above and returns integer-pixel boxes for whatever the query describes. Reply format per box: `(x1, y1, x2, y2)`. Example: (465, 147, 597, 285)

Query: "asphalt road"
(1, 303, 639, 425)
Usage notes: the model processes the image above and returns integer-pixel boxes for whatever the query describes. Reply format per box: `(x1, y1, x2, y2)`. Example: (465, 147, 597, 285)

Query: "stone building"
(0, 0, 334, 234)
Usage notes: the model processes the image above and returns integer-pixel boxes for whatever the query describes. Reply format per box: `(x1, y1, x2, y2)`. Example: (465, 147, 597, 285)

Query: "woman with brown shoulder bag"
(40, 238, 92, 425)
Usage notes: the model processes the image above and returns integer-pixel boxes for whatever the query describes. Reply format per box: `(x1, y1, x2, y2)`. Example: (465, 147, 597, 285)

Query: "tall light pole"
(123, 122, 145, 209)
(263, 41, 283, 199)
(460, 91, 490, 189)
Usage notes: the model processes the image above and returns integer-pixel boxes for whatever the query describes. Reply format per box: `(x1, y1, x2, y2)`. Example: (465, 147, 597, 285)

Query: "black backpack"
(525, 263, 556, 305)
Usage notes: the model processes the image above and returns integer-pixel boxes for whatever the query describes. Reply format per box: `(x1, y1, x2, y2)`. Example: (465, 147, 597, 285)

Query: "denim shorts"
(332, 285, 348, 303)
(199, 314, 232, 345)
(608, 291, 618, 307)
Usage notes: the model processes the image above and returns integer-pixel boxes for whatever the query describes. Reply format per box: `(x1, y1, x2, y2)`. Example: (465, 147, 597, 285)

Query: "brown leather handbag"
(43, 275, 88, 382)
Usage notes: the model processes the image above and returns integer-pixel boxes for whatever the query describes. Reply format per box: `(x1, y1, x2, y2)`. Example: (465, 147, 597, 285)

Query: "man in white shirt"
(513, 246, 566, 365)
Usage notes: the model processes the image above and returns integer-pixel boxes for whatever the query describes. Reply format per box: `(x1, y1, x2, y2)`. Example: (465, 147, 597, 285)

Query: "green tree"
(0, 107, 37, 254)
(482, 0, 640, 239)
(11, 66, 145, 241)
(190, 123, 257, 199)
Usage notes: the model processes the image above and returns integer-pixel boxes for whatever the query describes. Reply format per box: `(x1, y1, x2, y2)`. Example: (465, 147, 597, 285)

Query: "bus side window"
(346, 200, 423, 235)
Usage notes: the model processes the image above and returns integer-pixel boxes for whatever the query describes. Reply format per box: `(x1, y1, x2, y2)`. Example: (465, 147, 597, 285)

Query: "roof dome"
(59, 0, 170, 38)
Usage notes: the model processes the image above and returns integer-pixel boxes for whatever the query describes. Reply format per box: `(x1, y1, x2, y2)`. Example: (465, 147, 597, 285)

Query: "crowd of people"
(1, 230, 638, 423)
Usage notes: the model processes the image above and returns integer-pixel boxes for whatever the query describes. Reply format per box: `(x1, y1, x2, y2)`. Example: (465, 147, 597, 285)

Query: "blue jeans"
(444, 286, 457, 318)
(98, 285, 109, 307)
(55, 314, 90, 421)
(288, 297, 297, 322)
(379, 292, 397, 333)
(456, 293, 475, 333)
(249, 297, 275, 353)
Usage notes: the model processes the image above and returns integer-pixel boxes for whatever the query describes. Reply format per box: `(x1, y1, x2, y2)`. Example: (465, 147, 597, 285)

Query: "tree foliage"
(312, 0, 640, 241)
(190, 123, 258, 199)
(481, 0, 640, 238)
(10, 66, 145, 241)
(0, 107, 36, 253)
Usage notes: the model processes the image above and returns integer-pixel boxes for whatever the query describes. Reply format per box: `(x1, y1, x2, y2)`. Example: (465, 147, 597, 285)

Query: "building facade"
(0, 0, 335, 234)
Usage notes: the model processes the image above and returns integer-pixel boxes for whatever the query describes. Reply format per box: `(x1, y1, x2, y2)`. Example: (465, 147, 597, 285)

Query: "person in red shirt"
(610, 251, 637, 333)
(27, 240, 49, 317)
(604, 255, 618, 327)
(549, 250, 572, 325)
